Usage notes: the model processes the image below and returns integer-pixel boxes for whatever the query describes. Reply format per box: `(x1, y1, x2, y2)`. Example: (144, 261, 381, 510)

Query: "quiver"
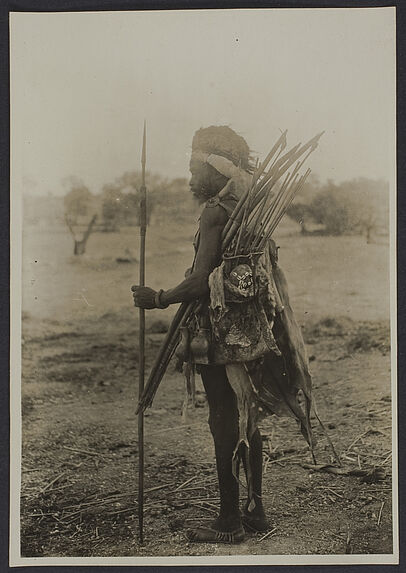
(208, 249, 282, 364)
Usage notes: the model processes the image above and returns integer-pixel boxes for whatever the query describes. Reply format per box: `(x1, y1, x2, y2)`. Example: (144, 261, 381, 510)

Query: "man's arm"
(160, 204, 228, 305)
(131, 203, 228, 309)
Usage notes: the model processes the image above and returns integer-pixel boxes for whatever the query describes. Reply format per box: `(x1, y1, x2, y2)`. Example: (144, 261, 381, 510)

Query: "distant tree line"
(62, 172, 389, 254)
(63, 172, 193, 233)
(286, 177, 389, 242)
(62, 172, 194, 253)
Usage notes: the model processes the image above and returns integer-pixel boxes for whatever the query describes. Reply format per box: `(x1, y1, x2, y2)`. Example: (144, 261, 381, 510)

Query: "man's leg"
(224, 362, 270, 531)
(242, 428, 270, 531)
(187, 364, 244, 542)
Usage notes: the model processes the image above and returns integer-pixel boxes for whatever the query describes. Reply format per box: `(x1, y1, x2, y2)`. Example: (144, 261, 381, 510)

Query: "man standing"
(132, 126, 313, 543)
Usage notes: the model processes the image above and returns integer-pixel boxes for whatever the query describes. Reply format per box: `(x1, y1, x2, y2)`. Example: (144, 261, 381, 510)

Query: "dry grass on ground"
(19, 221, 393, 558)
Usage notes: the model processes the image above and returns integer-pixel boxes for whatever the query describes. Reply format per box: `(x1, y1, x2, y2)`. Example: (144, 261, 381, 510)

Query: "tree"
(286, 173, 321, 233)
(310, 182, 354, 235)
(101, 184, 125, 231)
(65, 214, 98, 255)
(286, 203, 311, 234)
(100, 171, 171, 229)
(336, 178, 389, 242)
(63, 177, 92, 224)
(286, 177, 389, 239)
(309, 178, 388, 238)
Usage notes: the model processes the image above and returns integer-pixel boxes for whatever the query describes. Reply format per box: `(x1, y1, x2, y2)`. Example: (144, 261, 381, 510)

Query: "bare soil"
(19, 223, 393, 557)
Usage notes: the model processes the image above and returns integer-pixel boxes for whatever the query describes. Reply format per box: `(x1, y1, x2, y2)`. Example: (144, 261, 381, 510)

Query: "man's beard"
(190, 186, 216, 204)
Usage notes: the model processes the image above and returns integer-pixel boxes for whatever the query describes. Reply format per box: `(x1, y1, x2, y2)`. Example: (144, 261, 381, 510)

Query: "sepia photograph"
(10, 7, 397, 566)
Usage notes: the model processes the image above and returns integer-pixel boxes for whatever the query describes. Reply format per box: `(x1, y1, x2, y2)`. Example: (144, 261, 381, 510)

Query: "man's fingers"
(131, 285, 139, 292)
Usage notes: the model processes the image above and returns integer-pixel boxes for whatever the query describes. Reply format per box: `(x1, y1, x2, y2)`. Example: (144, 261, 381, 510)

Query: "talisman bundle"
(136, 130, 323, 414)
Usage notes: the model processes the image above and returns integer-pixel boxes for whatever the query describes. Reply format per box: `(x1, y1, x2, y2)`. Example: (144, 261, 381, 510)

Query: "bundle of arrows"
(136, 130, 323, 414)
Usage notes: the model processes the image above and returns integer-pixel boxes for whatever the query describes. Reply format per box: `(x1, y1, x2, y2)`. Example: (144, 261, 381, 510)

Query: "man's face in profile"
(189, 158, 228, 204)
(189, 158, 213, 204)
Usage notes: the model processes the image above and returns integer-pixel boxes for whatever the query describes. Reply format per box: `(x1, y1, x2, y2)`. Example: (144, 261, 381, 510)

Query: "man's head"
(189, 159, 228, 203)
(189, 126, 252, 203)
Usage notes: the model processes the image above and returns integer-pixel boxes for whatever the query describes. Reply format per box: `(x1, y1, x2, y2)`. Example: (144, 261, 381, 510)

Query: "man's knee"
(207, 406, 239, 445)
(207, 409, 226, 436)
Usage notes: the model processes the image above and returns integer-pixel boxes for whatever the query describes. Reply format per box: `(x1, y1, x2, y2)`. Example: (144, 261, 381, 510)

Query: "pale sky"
(10, 8, 395, 196)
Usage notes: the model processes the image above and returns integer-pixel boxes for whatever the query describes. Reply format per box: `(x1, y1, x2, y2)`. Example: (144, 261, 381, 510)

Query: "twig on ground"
(106, 500, 164, 517)
(60, 486, 170, 519)
(63, 499, 120, 512)
(330, 531, 345, 541)
(64, 462, 84, 469)
(27, 512, 60, 518)
(364, 493, 381, 502)
(148, 422, 206, 436)
(267, 453, 305, 465)
(189, 501, 217, 515)
(350, 450, 391, 460)
(193, 500, 219, 509)
(92, 537, 105, 550)
(345, 431, 369, 452)
(178, 486, 209, 492)
(183, 496, 219, 502)
(380, 453, 392, 466)
(40, 472, 66, 494)
(174, 476, 198, 491)
(377, 501, 385, 526)
(341, 454, 357, 463)
(145, 483, 172, 494)
(63, 446, 102, 457)
(345, 530, 352, 554)
(258, 527, 278, 542)
(367, 408, 388, 416)
(40, 484, 72, 495)
(61, 514, 82, 526)
(188, 478, 217, 487)
(106, 507, 137, 516)
(315, 487, 343, 499)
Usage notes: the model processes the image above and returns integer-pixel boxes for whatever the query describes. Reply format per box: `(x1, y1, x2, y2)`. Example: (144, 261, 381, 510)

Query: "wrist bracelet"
(154, 289, 169, 309)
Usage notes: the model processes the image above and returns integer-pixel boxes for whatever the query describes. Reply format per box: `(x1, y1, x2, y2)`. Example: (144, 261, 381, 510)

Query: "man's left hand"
(131, 285, 157, 309)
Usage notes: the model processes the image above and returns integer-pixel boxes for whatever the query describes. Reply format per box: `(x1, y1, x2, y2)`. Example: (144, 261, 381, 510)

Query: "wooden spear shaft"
(138, 121, 147, 543)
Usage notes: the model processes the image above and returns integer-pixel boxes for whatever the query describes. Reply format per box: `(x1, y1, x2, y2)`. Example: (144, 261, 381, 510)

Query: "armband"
(154, 289, 169, 309)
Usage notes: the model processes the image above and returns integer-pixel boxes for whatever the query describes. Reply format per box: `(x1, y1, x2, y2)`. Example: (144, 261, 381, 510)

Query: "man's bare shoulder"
(200, 200, 229, 228)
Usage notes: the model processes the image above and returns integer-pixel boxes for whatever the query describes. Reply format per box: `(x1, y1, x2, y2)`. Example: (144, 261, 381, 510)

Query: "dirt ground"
(19, 221, 393, 558)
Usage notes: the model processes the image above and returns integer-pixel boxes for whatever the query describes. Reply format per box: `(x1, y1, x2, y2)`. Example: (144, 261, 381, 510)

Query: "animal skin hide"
(207, 246, 315, 450)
